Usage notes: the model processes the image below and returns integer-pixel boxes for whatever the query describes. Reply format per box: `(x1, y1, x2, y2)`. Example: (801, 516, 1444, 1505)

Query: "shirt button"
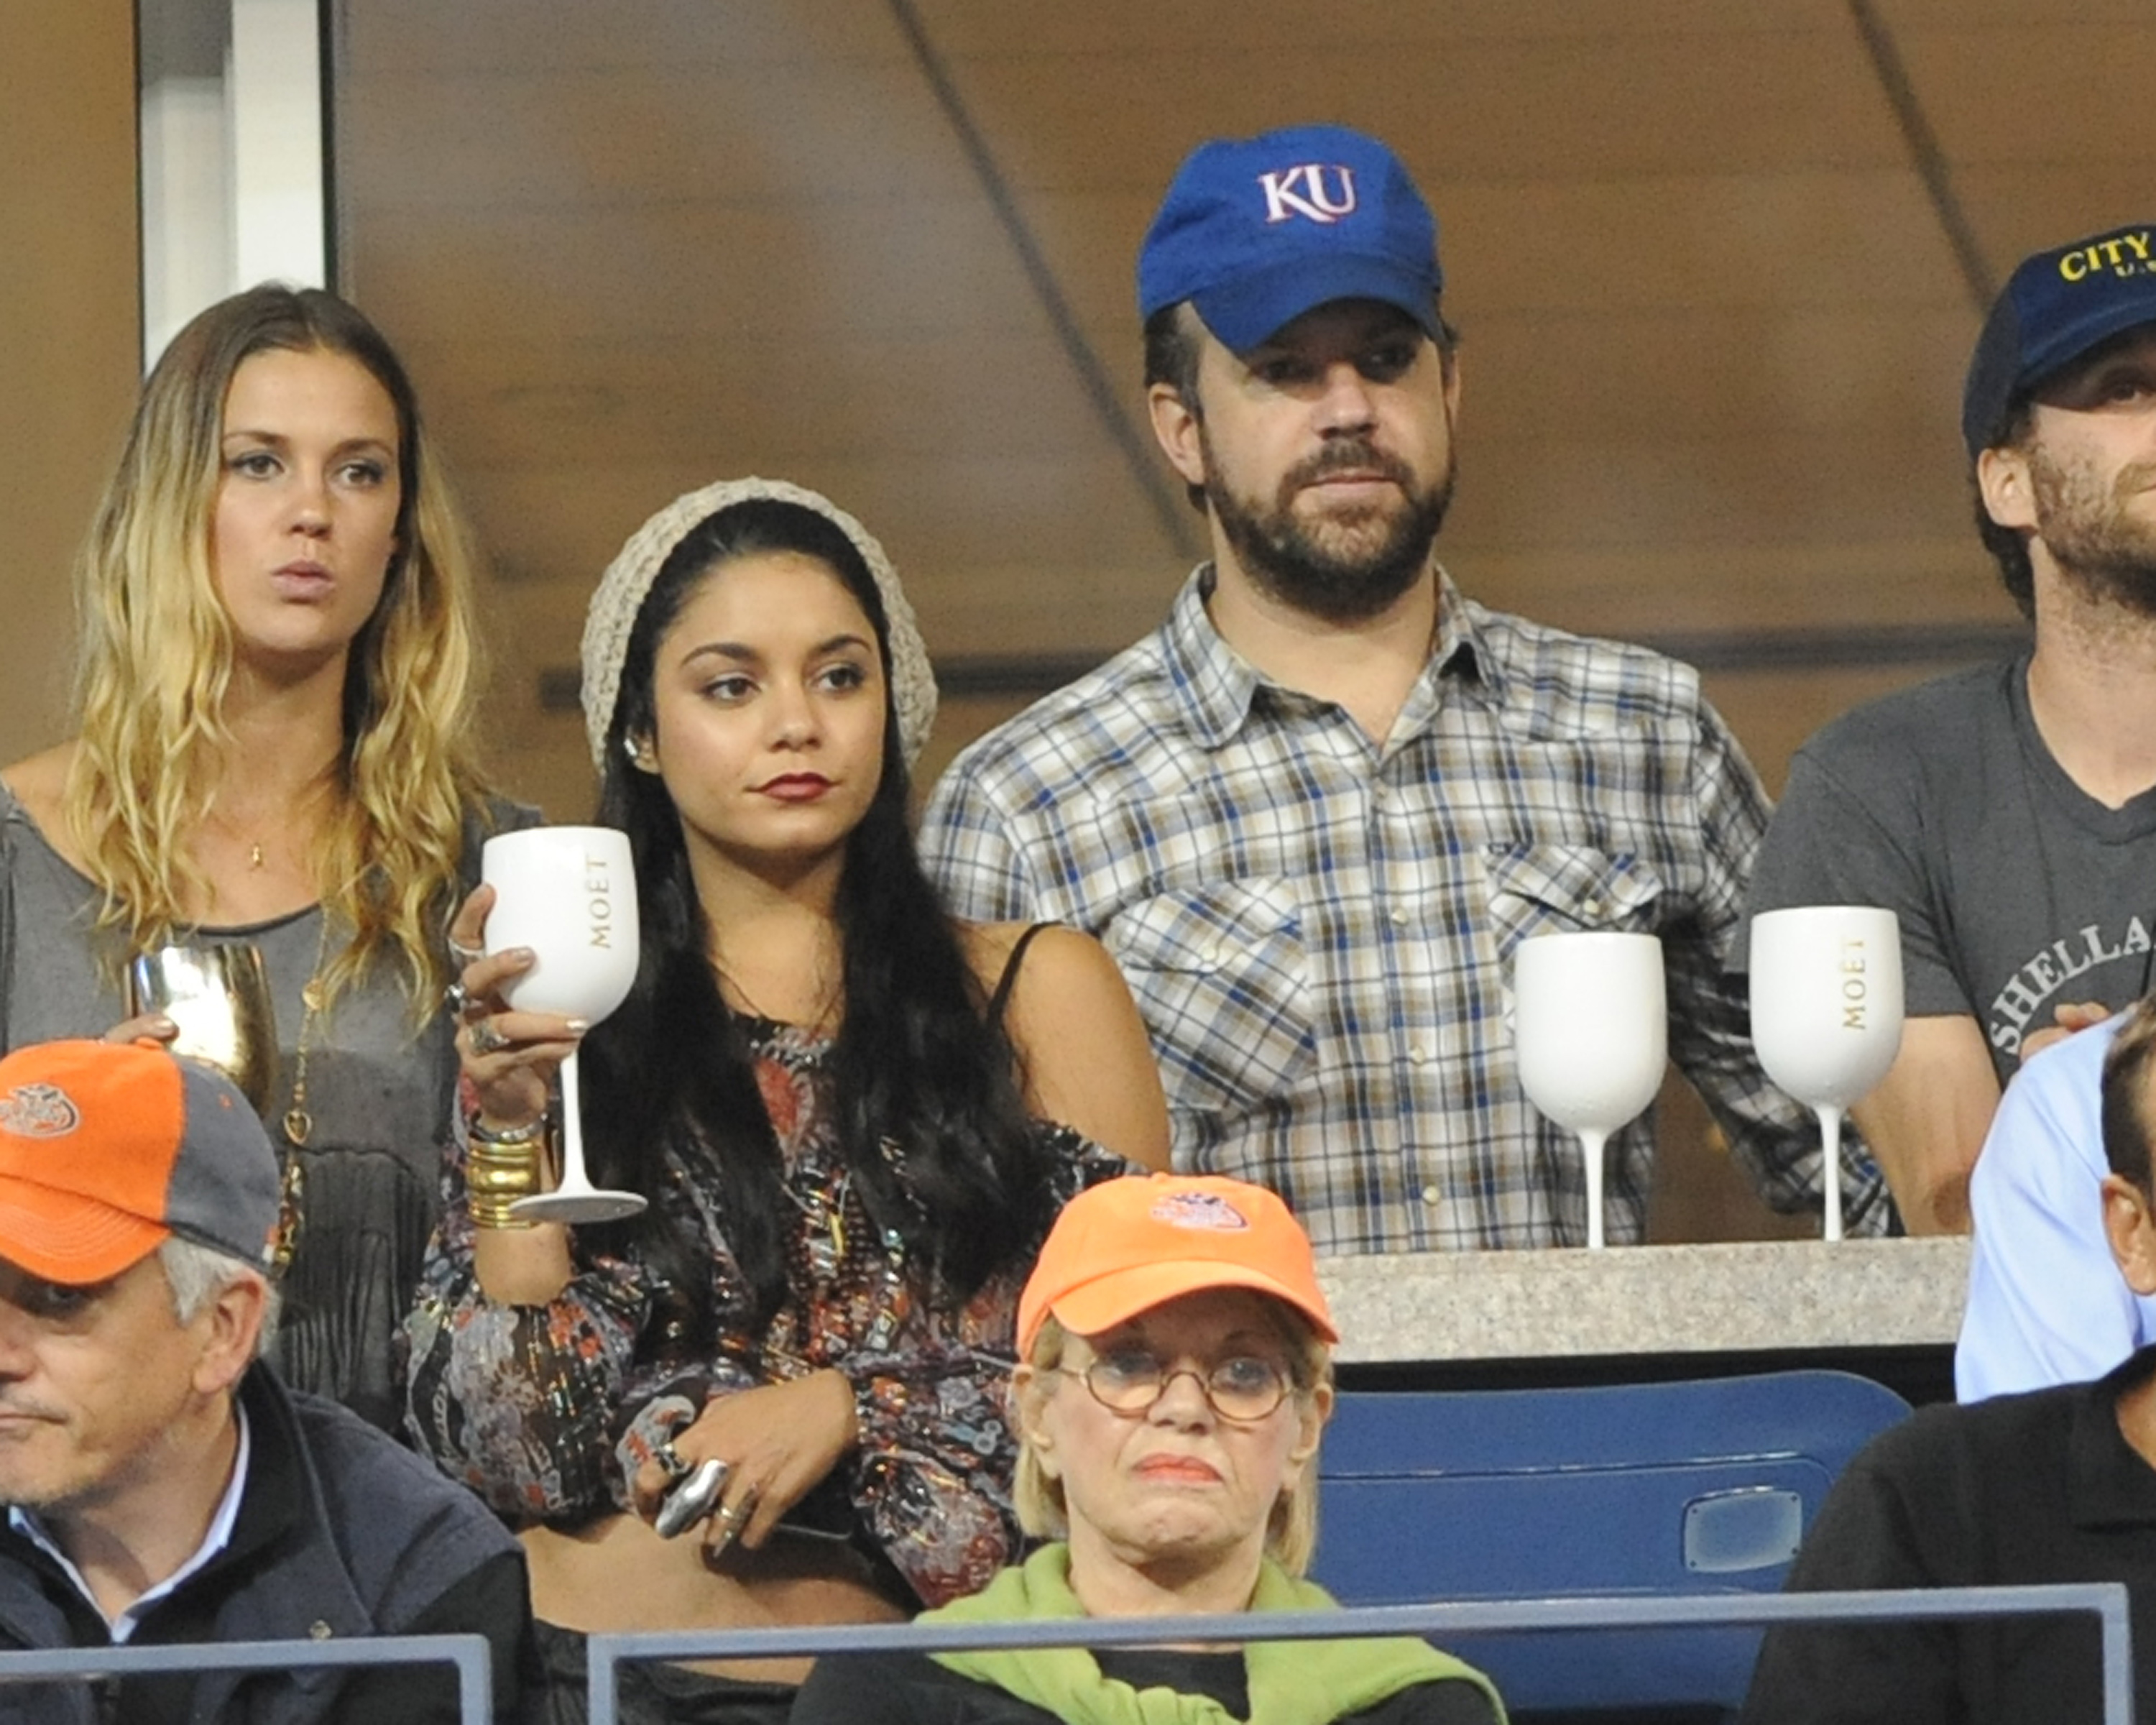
(1582, 897, 1606, 919)
(1388, 908, 1409, 928)
(1420, 1185, 1442, 1206)
(1407, 1044, 1429, 1065)
(1373, 783, 1388, 803)
(309, 1621, 333, 1640)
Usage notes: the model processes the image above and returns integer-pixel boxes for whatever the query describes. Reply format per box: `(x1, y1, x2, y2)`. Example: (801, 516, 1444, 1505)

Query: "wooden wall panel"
(0, 1, 139, 763)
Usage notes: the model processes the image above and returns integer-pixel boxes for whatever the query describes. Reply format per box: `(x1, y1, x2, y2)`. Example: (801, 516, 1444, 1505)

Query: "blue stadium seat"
(1311, 1371, 1912, 1718)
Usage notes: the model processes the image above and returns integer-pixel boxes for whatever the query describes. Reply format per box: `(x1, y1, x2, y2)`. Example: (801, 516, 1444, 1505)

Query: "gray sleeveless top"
(0, 784, 531, 1432)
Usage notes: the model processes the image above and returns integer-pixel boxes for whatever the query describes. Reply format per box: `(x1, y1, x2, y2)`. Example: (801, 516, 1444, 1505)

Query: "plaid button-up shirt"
(920, 569, 1886, 1254)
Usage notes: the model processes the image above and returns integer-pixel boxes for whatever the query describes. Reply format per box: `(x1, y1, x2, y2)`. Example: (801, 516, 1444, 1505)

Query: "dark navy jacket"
(0, 1363, 530, 1723)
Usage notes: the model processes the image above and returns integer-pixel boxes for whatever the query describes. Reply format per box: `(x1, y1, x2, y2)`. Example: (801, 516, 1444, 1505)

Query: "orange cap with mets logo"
(0, 1039, 280, 1284)
(1018, 1172, 1337, 1355)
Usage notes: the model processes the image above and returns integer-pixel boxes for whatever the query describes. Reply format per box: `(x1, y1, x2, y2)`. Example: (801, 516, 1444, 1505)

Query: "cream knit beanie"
(580, 476, 938, 772)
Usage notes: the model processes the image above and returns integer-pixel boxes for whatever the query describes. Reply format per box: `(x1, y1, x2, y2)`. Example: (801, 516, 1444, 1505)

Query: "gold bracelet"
(467, 1134, 543, 1229)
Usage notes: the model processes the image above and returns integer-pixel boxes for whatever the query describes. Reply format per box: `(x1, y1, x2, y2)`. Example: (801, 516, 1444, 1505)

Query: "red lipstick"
(757, 773, 834, 803)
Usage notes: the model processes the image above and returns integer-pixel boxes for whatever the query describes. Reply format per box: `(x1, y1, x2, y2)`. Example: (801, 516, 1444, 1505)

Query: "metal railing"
(0, 1582, 2124, 1724)
(0, 1631, 493, 1720)
(587, 1584, 2133, 1725)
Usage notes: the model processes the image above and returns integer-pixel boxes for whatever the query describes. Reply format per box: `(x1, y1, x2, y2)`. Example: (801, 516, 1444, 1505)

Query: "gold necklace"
(268, 913, 332, 1273)
(282, 910, 332, 1145)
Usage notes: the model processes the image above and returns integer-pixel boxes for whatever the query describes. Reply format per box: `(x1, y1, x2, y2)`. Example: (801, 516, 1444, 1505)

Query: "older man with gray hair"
(0, 1039, 532, 1722)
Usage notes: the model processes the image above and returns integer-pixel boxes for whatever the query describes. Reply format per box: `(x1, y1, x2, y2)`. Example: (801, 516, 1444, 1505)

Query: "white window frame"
(139, 0, 328, 368)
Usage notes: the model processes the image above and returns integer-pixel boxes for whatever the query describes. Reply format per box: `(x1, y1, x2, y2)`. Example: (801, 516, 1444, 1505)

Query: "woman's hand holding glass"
(630, 1371, 860, 1563)
(100, 1010, 178, 1048)
(448, 883, 588, 1135)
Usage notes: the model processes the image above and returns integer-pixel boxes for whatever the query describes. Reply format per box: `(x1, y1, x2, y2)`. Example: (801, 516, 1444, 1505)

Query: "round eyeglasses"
(1057, 1347, 1293, 1422)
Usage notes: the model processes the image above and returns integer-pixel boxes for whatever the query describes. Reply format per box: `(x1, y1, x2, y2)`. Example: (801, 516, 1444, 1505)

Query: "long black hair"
(579, 497, 1060, 1343)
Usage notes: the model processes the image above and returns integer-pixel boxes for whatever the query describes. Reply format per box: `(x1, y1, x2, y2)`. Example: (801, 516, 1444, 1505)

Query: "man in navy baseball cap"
(1745, 218, 2156, 1255)
(918, 124, 1863, 1254)
(1962, 223, 2156, 462)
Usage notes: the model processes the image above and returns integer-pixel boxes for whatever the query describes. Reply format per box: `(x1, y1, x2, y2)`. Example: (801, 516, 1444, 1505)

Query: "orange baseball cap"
(0, 1040, 281, 1284)
(1018, 1173, 1337, 1354)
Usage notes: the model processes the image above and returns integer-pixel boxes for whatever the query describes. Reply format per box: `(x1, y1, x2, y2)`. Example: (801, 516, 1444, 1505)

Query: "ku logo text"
(1258, 164, 1358, 225)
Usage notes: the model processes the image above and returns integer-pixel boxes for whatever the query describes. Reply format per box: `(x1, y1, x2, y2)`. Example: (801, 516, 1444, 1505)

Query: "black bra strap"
(987, 921, 1056, 1031)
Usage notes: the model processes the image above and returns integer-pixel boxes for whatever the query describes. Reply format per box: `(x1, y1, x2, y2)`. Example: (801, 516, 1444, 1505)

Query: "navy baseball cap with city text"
(1963, 221, 2156, 456)
(1138, 124, 1444, 354)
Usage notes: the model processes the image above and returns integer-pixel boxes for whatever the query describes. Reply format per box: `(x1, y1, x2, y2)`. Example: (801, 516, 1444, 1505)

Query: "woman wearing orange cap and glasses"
(792, 1173, 1506, 1725)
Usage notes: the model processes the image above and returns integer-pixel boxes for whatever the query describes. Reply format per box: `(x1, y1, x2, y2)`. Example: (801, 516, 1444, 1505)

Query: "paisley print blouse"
(403, 1017, 1126, 1608)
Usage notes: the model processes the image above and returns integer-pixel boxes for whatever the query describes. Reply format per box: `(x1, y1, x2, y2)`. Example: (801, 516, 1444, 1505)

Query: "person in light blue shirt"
(1958, 1013, 2156, 1399)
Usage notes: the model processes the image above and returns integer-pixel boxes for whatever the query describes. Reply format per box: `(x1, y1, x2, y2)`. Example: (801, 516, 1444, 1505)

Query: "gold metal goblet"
(126, 943, 280, 1114)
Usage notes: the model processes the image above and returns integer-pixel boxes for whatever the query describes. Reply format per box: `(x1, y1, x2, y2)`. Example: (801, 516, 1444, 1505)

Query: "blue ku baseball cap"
(1962, 221, 2156, 457)
(1138, 124, 1444, 354)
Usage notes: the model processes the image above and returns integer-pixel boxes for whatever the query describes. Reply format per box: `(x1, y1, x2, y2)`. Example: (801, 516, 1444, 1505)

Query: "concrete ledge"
(1319, 1237, 1971, 1364)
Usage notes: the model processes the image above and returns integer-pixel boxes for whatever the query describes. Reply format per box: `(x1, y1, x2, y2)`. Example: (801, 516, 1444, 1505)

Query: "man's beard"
(1202, 430, 1455, 625)
(2030, 441, 2156, 616)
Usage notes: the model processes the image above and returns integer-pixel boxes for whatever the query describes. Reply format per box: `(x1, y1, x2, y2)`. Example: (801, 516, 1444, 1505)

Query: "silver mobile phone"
(655, 1457, 728, 1540)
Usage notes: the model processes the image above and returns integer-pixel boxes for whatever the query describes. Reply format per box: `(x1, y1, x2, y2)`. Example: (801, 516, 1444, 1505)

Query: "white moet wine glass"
(1748, 906, 1904, 1243)
(1512, 932, 1667, 1250)
(482, 825, 646, 1224)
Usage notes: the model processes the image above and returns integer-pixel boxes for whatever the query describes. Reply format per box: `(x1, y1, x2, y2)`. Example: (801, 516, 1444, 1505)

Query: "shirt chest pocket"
(1105, 880, 1315, 1115)
(1483, 843, 1667, 966)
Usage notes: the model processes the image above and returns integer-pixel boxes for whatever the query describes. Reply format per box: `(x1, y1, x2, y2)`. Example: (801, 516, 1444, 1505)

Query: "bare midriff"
(522, 1511, 908, 1685)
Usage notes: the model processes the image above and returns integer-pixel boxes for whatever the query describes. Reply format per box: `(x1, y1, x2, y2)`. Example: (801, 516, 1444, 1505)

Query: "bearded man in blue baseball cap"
(918, 124, 1863, 1255)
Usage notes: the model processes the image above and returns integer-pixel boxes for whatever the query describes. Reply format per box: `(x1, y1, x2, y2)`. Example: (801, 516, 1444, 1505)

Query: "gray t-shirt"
(1741, 657, 2156, 1084)
(0, 786, 528, 1432)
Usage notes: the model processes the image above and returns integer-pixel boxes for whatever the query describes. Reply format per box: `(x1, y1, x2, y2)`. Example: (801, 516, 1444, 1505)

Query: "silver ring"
(448, 937, 485, 967)
(469, 1018, 510, 1057)
(653, 1439, 692, 1484)
(443, 979, 471, 1017)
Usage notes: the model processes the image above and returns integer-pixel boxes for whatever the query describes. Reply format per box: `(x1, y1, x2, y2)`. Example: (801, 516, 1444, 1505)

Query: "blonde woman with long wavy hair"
(0, 283, 527, 1430)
